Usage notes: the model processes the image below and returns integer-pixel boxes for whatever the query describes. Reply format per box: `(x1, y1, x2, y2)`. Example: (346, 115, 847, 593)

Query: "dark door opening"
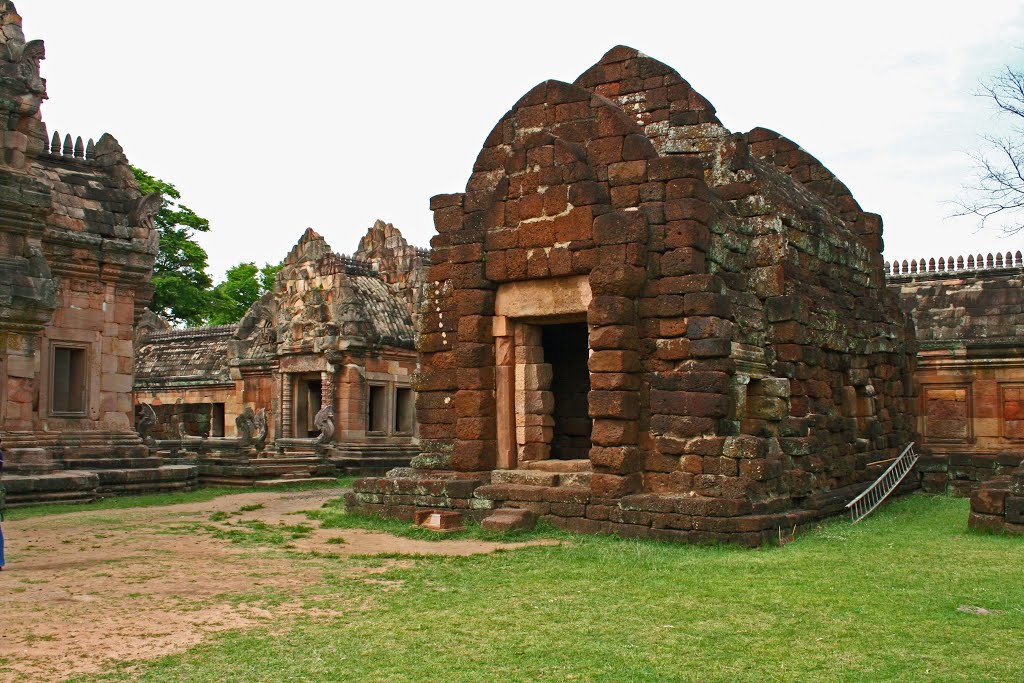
(541, 323, 591, 459)
(294, 377, 323, 438)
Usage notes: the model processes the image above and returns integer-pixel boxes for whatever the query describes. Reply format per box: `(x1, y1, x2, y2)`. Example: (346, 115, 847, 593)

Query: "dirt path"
(0, 489, 551, 683)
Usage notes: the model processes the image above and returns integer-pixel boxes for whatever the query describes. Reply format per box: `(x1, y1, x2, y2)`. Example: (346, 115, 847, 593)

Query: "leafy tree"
(132, 166, 213, 325)
(956, 61, 1024, 234)
(207, 261, 283, 326)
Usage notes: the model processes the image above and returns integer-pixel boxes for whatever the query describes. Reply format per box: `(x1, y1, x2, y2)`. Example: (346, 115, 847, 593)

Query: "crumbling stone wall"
(889, 253, 1024, 495)
(350, 46, 917, 544)
(969, 464, 1024, 535)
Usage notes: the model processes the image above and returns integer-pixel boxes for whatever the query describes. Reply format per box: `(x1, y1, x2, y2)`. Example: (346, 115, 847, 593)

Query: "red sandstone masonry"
(351, 45, 919, 546)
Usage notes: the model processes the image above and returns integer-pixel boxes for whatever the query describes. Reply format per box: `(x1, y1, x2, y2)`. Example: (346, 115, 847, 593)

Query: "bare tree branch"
(956, 56, 1024, 234)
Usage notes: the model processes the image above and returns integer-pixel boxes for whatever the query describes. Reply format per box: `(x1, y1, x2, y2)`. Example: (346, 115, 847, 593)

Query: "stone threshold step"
(491, 469, 591, 487)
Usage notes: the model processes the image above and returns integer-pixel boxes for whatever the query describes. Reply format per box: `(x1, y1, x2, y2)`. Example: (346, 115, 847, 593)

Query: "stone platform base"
(345, 466, 918, 547)
(326, 443, 419, 476)
(197, 453, 336, 487)
(3, 464, 199, 507)
(968, 466, 1024, 535)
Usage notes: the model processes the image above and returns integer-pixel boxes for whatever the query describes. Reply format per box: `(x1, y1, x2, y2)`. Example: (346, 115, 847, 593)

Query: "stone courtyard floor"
(0, 488, 550, 683)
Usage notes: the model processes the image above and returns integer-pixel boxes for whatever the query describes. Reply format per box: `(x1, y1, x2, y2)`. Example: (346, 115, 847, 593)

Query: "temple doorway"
(293, 375, 322, 438)
(541, 323, 592, 459)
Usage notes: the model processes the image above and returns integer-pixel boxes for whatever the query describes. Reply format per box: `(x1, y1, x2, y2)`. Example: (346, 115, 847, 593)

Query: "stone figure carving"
(236, 406, 268, 450)
(314, 405, 335, 445)
(14, 39, 45, 93)
(236, 407, 255, 446)
(137, 402, 157, 445)
(129, 192, 162, 245)
(25, 244, 50, 278)
(253, 408, 268, 450)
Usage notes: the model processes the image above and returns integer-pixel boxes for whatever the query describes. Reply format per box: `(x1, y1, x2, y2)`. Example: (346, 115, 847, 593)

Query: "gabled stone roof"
(134, 325, 236, 387)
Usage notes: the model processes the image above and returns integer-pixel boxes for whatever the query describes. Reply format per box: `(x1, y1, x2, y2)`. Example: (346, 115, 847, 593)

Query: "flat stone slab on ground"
(482, 507, 537, 533)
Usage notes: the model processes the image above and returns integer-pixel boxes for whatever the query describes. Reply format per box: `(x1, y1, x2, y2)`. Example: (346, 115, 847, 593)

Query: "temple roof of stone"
(242, 227, 417, 353)
(134, 325, 236, 387)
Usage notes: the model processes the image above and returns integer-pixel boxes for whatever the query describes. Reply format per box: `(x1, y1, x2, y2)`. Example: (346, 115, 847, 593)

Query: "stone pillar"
(494, 316, 517, 469)
(281, 373, 293, 438)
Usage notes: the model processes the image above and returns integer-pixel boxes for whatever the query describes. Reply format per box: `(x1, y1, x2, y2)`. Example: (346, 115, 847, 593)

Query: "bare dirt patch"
(0, 488, 554, 682)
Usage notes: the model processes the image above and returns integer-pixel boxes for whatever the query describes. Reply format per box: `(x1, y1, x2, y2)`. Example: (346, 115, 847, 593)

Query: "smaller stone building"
(889, 252, 1024, 494)
(133, 221, 428, 479)
(348, 46, 919, 546)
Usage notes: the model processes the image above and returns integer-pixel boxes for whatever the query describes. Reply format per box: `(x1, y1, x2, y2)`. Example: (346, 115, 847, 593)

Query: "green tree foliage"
(132, 166, 213, 325)
(207, 261, 283, 326)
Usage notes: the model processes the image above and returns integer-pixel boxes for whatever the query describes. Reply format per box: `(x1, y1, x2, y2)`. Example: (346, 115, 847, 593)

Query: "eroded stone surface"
(349, 45, 920, 546)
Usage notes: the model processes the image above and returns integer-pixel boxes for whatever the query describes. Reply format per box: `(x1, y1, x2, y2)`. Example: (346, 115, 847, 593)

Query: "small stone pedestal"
(413, 509, 465, 532)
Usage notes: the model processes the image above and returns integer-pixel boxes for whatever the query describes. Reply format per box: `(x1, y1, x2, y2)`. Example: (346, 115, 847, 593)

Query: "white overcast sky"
(23, 1, 1024, 280)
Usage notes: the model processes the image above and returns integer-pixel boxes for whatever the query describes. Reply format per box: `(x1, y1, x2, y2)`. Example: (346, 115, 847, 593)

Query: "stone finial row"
(47, 131, 95, 160)
(885, 251, 1024, 276)
(335, 252, 376, 275)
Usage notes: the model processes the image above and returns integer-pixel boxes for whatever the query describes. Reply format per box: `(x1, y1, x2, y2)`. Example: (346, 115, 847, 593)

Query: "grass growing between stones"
(5, 477, 356, 521)
(70, 495, 1023, 683)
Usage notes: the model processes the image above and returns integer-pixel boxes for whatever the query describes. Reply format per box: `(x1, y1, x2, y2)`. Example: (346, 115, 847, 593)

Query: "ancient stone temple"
(133, 221, 427, 481)
(348, 46, 919, 545)
(0, 2, 196, 504)
(889, 252, 1024, 495)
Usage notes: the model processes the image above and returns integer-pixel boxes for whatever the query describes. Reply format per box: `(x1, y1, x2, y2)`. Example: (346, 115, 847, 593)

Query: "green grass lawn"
(5, 477, 355, 521)
(69, 494, 1023, 683)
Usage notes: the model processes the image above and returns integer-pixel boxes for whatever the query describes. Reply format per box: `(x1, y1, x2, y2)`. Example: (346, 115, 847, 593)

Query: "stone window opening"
(394, 386, 415, 434)
(50, 344, 87, 416)
(211, 402, 226, 437)
(367, 383, 389, 434)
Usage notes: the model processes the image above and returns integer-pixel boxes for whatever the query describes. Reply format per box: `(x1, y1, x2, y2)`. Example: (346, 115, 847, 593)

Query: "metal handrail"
(845, 442, 918, 523)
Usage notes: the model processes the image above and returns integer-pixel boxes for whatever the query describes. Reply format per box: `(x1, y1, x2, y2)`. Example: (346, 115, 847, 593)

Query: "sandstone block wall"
(350, 45, 918, 543)
(890, 253, 1024, 494)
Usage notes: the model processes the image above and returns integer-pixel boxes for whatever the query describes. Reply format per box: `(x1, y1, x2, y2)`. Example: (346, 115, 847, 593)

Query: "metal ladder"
(845, 442, 919, 523)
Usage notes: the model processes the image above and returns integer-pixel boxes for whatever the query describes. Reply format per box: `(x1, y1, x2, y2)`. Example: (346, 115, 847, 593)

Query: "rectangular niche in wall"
(922, 384, 973, 444)
(1000, 384, 1024, 441)
(50, 345, 87, 416)
(394, 386, 414, 434)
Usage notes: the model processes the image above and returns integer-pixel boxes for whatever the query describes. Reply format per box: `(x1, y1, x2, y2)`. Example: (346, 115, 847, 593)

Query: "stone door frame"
(493, 275, 592, 469)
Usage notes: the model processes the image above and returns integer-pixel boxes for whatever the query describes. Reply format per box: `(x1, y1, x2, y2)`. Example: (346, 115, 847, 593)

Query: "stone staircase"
(2, 438, 199, 507)
(327, 443, 420, 476)
(473, 459, 593, 516)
